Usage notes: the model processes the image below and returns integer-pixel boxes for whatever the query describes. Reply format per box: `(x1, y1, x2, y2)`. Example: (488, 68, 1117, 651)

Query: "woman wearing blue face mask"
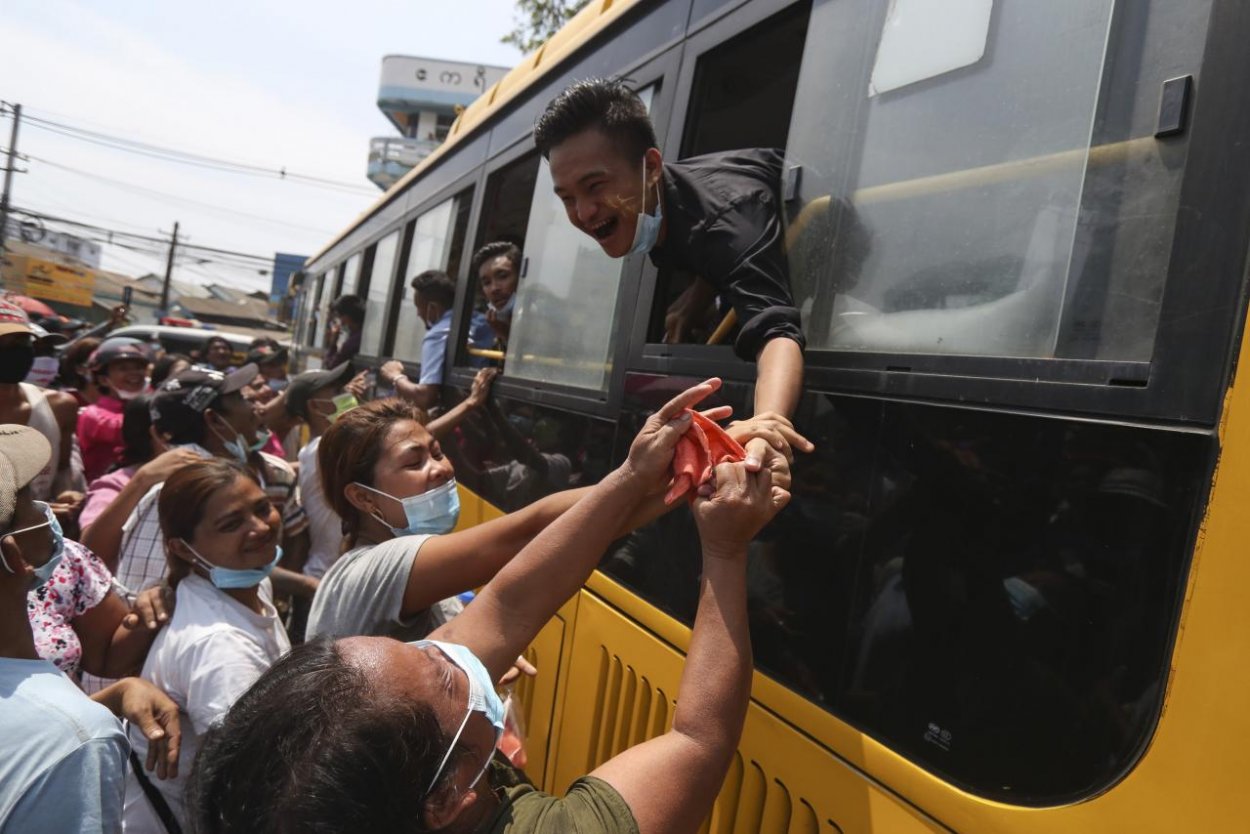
(189, 379, 792, 834)
(122, 458, 290, 833)
(306, 395, 691, 646)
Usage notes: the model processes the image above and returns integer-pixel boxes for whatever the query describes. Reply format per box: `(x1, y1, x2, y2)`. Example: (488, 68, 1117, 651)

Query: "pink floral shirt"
(26, 539, 114, 678)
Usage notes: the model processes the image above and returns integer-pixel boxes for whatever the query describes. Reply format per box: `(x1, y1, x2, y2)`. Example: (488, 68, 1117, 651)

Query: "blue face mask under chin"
(411, 639, 506, 795)
(5, 501, 66, 589)
(182, 540, 282, 589)
(211, 416, 267, 463)
(627, 160, 663, 256)
(357, 478, 461, 537)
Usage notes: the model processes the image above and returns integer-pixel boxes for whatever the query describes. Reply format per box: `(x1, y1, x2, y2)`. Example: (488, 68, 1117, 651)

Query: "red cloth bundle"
(665, 409, 747, 504)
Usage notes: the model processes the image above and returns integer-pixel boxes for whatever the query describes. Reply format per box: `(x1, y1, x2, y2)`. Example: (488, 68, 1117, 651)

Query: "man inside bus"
(380, 269, 495, 411)
(535, 78, 813, 482)
(472, 240, 522, 348)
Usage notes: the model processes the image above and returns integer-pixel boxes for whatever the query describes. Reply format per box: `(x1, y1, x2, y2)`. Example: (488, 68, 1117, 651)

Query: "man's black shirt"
(649, 148, 805, 361)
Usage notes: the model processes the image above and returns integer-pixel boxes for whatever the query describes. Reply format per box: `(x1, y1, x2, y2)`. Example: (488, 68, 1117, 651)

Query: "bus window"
(390, 187, 476, 367)
(605, 373, 1208, 803)
(360, 231, 400, 357)
(314, 265, 338, 349)
(392, 200, 454, 364)
(503, 157, 628, 391)
(680, 1, 810, 159)
(650, 2, 810, 348)
(785, 0, 1212, 362)
(341, 252, 364, 295)
(475, 153, 540, 254)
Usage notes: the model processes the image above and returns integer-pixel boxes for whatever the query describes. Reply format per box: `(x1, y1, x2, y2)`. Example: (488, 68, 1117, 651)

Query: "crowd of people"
(0, 78, 814, 834)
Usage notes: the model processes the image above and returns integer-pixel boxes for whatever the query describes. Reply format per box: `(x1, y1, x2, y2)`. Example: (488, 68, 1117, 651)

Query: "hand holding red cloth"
(664, 409, 747, 504)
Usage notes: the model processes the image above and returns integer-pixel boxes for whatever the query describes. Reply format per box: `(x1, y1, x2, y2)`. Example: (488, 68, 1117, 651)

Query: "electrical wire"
(11, 206, 278, 263)
(25, 154, 337, 236)
(2, 107, 377, 197)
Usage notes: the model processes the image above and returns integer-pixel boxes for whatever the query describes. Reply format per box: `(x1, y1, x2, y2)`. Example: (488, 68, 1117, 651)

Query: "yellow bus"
(290, 0, 1250, 829)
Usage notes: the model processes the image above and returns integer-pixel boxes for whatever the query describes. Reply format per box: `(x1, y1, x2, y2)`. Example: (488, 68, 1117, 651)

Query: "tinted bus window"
(504, 158, 627, 391)
(650, 8, 806, 347)
(361, 231, 400, 357)
(785, 0, 1211, 362)
(315, 267, 337, 348)
(341, 252, 363, 295)
(393, 199, 455, 364)
(603, 374, 1207, 802)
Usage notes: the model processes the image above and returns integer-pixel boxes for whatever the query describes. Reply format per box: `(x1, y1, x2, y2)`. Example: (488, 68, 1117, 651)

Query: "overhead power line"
(11, 206, 277, 263)
(1, 106, 375, 197)
(26, 153, 336, 236)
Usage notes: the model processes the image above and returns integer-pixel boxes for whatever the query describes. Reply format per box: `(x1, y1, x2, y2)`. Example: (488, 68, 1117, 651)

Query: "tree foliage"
(502, 0, 592, 53)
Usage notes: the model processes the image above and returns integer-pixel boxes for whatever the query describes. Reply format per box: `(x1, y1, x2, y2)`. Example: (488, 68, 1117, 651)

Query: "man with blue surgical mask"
(537, 78, 815, 493)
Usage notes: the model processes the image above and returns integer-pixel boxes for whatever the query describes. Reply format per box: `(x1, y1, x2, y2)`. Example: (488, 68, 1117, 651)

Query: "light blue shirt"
(0, 658, 128, 834)
(418, 310, 496, 385)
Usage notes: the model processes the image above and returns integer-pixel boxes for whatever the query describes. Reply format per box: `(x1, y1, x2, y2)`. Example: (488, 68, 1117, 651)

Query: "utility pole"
(160, 220, 179, 317)
(0, 102, 22, 259)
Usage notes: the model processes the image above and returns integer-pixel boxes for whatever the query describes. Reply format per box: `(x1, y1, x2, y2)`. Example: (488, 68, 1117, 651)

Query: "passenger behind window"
(324, 294, 365, 368)
(472, 240, 522, 349)
(536, 78, 815, 488)
(379, 270, 494, 411)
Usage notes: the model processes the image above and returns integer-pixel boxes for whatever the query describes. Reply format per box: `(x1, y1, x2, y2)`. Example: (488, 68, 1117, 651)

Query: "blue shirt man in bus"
(535, 78, 814, 481)
(380, 269, 494, 410)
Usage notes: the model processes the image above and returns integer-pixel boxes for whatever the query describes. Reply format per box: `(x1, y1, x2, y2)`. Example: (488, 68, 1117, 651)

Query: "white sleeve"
(182, 630, 275, 735)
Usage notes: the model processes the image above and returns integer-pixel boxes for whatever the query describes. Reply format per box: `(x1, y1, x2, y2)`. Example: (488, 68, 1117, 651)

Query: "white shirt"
(122, 575, 290, 833)
(298, 436, 340, 579)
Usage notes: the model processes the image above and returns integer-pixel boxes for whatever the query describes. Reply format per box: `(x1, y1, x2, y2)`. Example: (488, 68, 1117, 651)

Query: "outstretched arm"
(426, 368, 496, 439)
(588, 461, 790, 834)
(431, 379, 724, 679)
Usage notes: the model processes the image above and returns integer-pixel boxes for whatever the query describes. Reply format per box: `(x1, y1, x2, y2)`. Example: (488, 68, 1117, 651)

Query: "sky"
(0, 0, 524, 293)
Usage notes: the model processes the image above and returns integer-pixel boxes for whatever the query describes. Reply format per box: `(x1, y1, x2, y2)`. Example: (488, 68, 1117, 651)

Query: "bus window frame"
(623, 0, 807, 388)
(446, 47, 683, 420)
(354, 224, 404, 362)
(626, 0, 1250, 429)
(380, 176, 481, 380)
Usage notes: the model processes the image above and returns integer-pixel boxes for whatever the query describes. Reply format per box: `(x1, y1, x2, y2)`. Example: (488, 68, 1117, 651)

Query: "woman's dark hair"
(158, 458, 256, 544)
(114, 394, 156, 470)
(59, 337, 101, 389)
(470, 241, 521, 277)
(533, 77, 658, 161)
(319, 398, 427, 549)
(188, 637, 458, 834)
(151, 353, 191, 388)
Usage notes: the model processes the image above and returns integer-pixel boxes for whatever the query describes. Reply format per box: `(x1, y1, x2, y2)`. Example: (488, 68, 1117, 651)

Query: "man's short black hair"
(410, 270, 456, 308)
(533, 78, 657, 161)
(331, 294, 366, 325)
(471, 241, 522, 277)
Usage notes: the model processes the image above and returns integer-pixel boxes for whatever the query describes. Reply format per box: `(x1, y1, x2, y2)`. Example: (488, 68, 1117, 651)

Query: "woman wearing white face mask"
(122, 457, 290, 833)
(306, 396, 690, 644)
(79, 336, 154, 482)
